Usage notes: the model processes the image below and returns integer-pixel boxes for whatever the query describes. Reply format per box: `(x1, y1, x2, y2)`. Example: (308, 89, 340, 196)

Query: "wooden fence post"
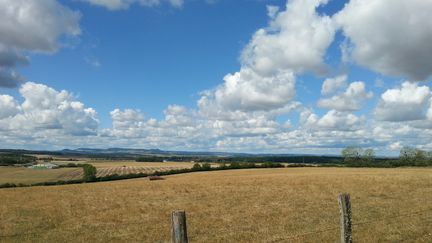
(171, 210, 188, 243)
(338, 193, 352, 243)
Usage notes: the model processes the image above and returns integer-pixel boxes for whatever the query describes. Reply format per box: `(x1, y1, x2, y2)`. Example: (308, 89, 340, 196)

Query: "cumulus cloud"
(0, 0, 81, 88)
(318, 81, 373, 111)
(82, 0, 184, 10)
(301, 109, 364, 131)
(374, 82, 431, 122)
(242, 0, 335, 76)
(0, 0, 81, 52)
(321, 75, 347, 95)
(209, 69, 296, 112)
(0, 95, 20, 119)
(0, 82, 98, 136)
(335, 0, 432, 81)
(199, 0, 335, 115)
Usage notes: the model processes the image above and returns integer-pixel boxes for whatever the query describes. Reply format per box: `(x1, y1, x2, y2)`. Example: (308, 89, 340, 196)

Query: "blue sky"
(0, 0, 431, 155)
(21, 0, 280, 127)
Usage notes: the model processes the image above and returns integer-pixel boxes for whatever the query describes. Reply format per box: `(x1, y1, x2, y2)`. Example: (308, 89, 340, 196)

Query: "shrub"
(201, 163, 212, 170)
(82, 164, 97, 182)
(192, 163, 202, 171)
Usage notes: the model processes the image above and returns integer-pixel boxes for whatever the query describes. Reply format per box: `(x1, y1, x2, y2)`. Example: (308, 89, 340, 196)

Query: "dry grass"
(0, 167, 431, 242)
(0, 161, 193, 183)
(0, 167, 80, 184)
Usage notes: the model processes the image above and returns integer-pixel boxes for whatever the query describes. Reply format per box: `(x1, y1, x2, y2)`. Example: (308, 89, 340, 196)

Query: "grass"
(0, 167, 431, 242)
(0, 167, 80, 184)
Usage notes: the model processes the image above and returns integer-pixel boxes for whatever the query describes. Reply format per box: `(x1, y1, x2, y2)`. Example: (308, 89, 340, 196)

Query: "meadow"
(0, 167, 431, 242)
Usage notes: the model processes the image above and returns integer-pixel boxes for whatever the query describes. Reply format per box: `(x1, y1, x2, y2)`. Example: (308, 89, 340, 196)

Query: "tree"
(82, 164, 97, 182)
(362, 149, 375, 162)
(342, 147, 362, 163)
(400, 147, 416, 162)
(341, 147, 375, 165)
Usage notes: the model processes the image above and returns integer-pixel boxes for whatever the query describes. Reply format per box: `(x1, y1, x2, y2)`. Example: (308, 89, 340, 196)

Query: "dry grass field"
(0, 167, 431, 243)
(0, 161, 193, 183)
(0, 167, 79, 184)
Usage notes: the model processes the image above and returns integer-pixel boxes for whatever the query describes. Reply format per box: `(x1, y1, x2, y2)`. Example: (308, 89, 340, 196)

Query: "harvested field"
(0, 161, 193, 184)
(0, 167, 431, 242)
(61, 165, 192, 180)
(0, 167, 80, 184)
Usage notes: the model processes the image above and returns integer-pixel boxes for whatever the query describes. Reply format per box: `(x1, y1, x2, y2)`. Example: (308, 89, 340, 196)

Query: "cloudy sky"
(0, 0, 431, 155)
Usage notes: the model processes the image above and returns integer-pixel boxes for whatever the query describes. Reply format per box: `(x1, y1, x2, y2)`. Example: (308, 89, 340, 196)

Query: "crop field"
(0, 167, 78, 184)
(0, 167, 431, 242)
(0, 161, 193, 184)
(61, 164, 193, 180)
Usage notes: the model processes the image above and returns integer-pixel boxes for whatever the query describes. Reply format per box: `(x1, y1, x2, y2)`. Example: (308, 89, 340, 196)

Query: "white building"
(29, 163, 59, 169)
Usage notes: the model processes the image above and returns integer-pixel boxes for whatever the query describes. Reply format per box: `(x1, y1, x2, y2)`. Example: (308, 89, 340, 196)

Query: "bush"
(202, 163, 212, 170)
(192, 163, 202, 171)
(82, 164, 97, 182)
(261, 162, 284, 168)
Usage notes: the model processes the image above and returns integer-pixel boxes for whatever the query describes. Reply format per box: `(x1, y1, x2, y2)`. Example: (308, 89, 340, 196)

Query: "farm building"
(29, 163, 59, 169)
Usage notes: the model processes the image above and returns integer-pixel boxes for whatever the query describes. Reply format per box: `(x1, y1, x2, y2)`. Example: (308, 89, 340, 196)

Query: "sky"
(0, 0, 432, 155)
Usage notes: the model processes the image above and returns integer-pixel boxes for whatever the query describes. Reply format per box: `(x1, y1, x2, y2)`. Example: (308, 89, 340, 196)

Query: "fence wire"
(1, 208, 431, 241)
(263, 208, 432, 243)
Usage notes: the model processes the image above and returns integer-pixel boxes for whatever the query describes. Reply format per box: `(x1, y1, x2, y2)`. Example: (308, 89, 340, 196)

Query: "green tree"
(362, 148, 375, 163)
(201, 163, 211, 170)
(341, 147, 375, 165)
(82, 164, 97, 182)
(192, 163, 202, 171)
(400, 147, 416, 163)
(342, 146, 362, 163)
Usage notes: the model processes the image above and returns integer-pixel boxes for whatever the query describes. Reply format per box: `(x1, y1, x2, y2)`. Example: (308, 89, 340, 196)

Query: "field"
(0, 161, 193, 184)
(0, 167, 431, 242)
(0, 167, 78, 184)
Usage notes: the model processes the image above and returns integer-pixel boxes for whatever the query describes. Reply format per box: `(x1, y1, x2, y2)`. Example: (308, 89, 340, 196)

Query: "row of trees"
(341, 146, 432, 167)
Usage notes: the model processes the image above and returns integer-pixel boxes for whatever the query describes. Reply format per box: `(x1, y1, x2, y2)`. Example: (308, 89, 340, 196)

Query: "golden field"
(0, 167, 78, 184)
(0, 167, 431, 242)
(0, 161, 193, 184)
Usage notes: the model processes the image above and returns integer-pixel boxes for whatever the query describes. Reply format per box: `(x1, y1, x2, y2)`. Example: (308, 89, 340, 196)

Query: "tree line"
(341, 146, 432, 167)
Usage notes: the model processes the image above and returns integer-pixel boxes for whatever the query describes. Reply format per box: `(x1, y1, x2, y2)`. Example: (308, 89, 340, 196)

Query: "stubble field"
(0, 161, 193, 184)
(0, 167, 431, 242)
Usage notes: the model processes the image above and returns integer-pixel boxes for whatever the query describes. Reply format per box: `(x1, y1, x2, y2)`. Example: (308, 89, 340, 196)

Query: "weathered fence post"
(338, 193, 352, 243)
(171, 210, 188, 243)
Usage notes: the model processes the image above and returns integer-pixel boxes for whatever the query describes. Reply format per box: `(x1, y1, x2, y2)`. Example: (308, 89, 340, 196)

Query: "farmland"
(0, 167, 78, 185)
(0, 167, 431, 242)
(0, 161, 194, 184)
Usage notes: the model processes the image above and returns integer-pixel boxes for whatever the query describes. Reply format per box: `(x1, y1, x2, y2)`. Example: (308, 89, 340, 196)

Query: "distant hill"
(0, 148, 345, 164)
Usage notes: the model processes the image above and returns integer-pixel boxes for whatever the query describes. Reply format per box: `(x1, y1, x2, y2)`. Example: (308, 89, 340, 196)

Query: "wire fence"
(1, 208, 431, 242)
(269, 208, 432, 242)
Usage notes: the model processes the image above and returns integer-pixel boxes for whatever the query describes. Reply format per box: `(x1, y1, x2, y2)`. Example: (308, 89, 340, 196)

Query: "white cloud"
(321, 75, 347, 95)
(374, 82, 431, 121)
(0, 95, 20, 119)
(318, 81, 373, 111)
(335, 0, 432, 81)
(0, 0, 81, 52)
(301, 109, 364, 131)
(199, 0, 335, 114)
(242, 0, 335, 76)
(0, 0, 81, 87)
(209, 68, 296, 112)
(0, 82, 98, 136)
(82, 0, 183, 10)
